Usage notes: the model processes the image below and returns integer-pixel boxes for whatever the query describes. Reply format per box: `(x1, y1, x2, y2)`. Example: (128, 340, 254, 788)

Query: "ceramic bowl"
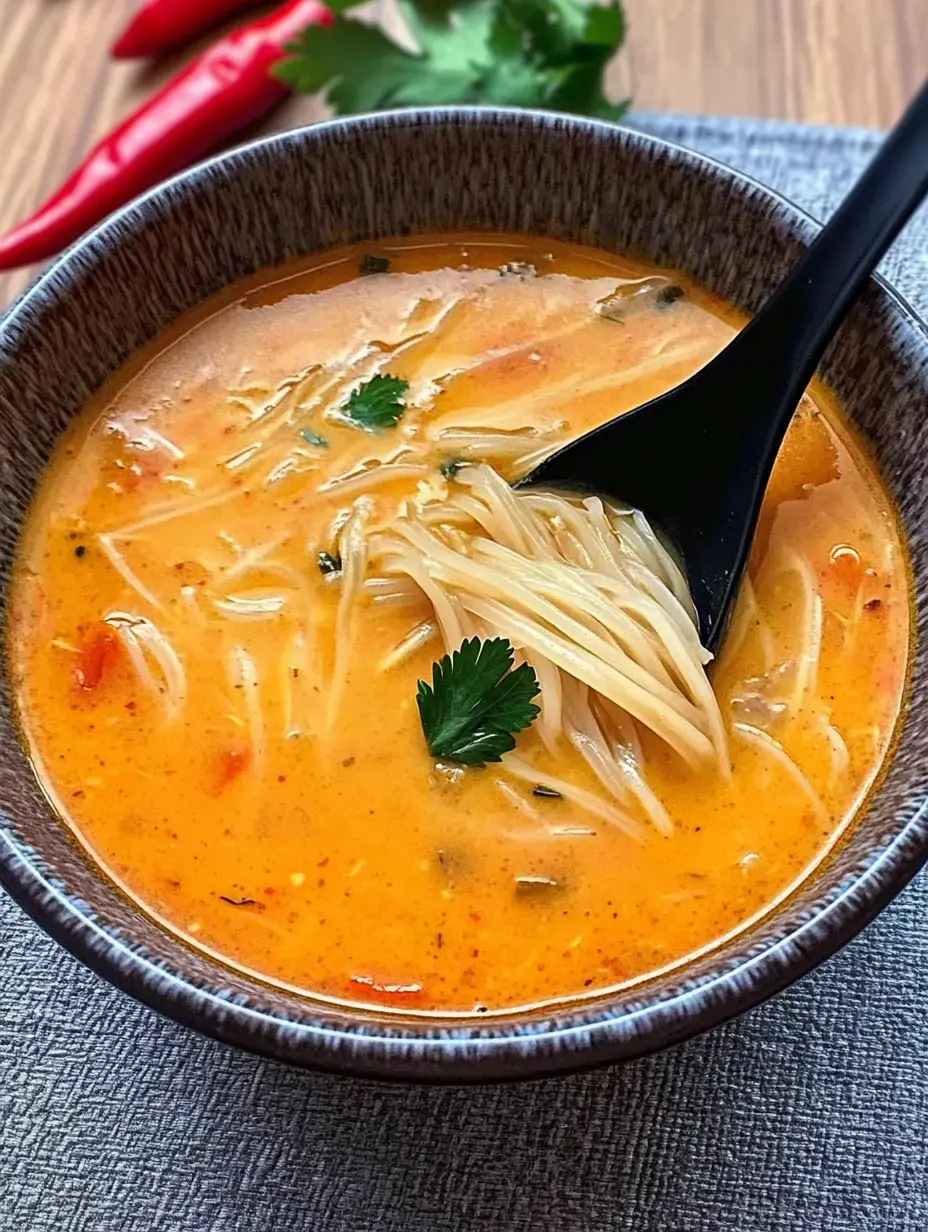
(1, 109, 926, 1083)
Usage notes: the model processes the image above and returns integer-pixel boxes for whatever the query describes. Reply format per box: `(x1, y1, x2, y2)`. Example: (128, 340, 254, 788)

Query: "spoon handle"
(728, 76, 928, 422)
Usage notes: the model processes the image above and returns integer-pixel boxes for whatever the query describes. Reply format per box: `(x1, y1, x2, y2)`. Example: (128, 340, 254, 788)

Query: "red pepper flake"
(864, 598, 884, 611)
(73, 625, 121, 691)
(468, 911, 482, 924)
(317, 857, 330, 868)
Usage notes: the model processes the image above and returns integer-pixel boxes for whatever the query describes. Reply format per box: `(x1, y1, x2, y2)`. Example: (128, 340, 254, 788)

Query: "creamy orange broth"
(9, 235, 908, 1014)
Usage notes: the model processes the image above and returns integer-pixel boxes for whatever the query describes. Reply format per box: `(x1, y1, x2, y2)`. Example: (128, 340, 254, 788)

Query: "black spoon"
(519, 80, 928, 654)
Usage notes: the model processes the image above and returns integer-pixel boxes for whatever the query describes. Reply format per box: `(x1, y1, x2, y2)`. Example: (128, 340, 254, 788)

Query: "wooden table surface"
(0, 0, 925, 308)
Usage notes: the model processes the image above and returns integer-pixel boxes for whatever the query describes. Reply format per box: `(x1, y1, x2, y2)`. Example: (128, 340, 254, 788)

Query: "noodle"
(367, 467, 727, 776)
(326, 498, 372, 734)
(732, 722, 828, 823)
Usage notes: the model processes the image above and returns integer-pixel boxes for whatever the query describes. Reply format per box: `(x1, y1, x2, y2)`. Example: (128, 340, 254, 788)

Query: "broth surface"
(9, 236, 909, 1014)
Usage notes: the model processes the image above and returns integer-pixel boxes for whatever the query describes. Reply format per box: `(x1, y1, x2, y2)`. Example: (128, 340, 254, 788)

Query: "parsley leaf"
(340, 375, 409, 432)
(417, 637, 541, 766)
(274, 0, 628, 119)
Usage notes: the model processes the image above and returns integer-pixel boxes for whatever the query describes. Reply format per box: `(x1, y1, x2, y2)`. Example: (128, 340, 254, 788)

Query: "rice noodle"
(426, 339, 709, 434)
(282, 629, 310, 740)
(503, 755, 642, 838)
(113, 626, 160, 700)
(785, 552, 823, 710)
(359, 463, 730, 830)
(428, 427, 557, 464)
(231, 644, 265, 772)
(732, 722, 828, 822)
(326, 498, 372, 733)
(319, 463, 430, 497)
(97, 534, 165, 612)
(364, 576, 424, 607)
(823, 721, 850, 793)
(107, 488, 243, 538)
(562, 679, 674, 835)
(388, 522, 716, 766)
(722, 574, 762, 665)
(529, 652, 563, 753)
(105, 612, 186, 720)
(222, 441, 263, 472)
(134, 427, 185, 460)
(378, 620, 438, 671)
(213, 593, 288, 620)
(220, 536, 288, 582)
(494, 778, 543, 823)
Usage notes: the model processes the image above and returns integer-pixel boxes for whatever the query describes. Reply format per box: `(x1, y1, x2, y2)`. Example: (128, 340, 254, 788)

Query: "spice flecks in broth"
(10, 235, 909, 1014)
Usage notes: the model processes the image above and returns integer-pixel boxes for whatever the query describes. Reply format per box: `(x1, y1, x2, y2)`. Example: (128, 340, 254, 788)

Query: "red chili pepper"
(112, 0, 259, 60)
(0, 0, 330, 273)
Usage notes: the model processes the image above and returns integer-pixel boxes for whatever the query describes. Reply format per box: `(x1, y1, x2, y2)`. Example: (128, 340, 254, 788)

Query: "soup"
(8, 236, 909, 1015)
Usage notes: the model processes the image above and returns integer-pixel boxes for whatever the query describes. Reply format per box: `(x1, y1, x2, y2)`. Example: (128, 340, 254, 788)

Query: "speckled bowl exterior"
(0, 109, 926, 1083)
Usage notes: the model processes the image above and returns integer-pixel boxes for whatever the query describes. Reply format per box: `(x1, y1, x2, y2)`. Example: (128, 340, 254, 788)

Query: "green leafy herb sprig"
(275, 0, 628, 120)
(417, 637, 541, 766)
(340, 374, 409, 432)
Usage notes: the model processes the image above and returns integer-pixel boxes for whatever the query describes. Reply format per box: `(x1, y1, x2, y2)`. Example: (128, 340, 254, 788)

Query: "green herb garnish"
(299, 426, 329, 447)
(532, 784, 562, 799)
(341, 374, 409, 432)
(656, 284, 685, 308)
(274, 0, 629, 121)
(360, 254, 390, 275)
(417, 636, 540, 766)
(318, 551, 342, 576)
(440, 458, 466, 479)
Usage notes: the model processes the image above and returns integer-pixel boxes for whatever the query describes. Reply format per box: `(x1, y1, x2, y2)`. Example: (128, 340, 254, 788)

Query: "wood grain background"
(0, 0, 925, 307)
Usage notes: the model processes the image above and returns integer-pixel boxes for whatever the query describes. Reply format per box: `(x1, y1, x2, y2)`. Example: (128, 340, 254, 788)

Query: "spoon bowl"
(521, 79, 928, 652)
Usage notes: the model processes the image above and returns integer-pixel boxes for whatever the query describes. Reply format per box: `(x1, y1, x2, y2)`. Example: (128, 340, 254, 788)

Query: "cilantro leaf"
(274, 0, 627, 119)
(417, 637, 541, 766)
(340, 375, 409, 432)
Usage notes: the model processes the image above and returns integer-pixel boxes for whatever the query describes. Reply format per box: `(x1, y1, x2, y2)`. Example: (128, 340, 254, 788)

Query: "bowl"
(1, 108, 927, 1083)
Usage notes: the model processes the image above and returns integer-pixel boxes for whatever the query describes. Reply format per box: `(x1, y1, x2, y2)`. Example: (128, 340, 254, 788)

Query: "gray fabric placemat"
(2, 113, 927, 1232)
